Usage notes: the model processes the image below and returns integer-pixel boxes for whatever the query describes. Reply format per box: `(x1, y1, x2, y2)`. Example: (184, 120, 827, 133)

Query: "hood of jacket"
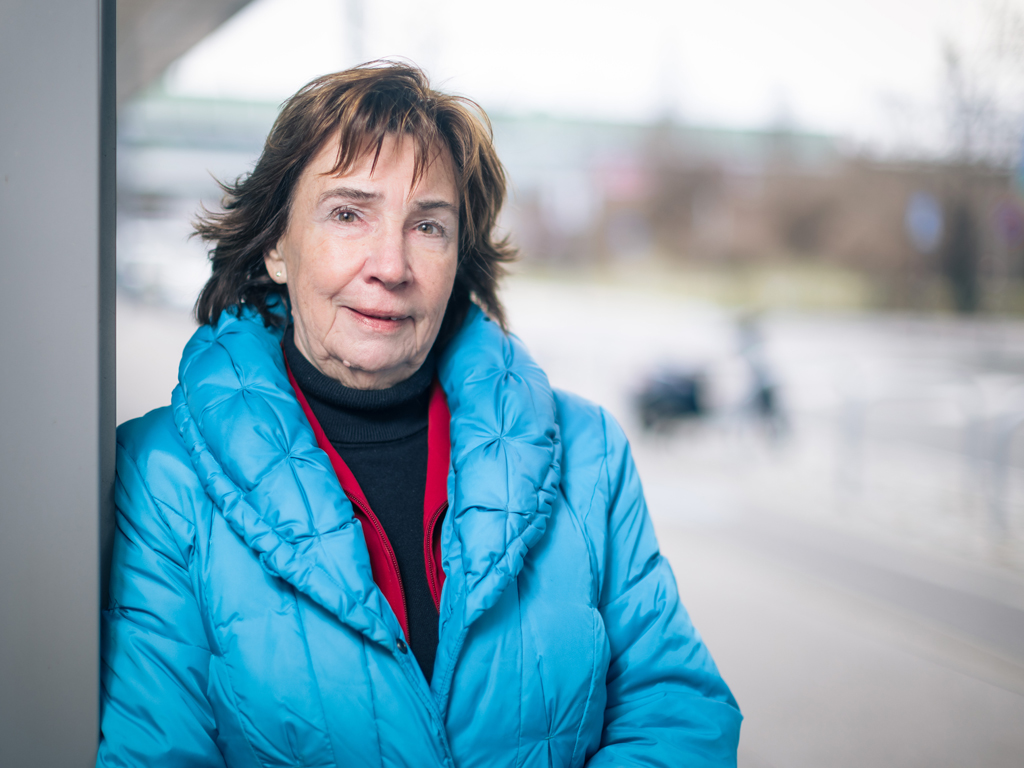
(171, 303, 561, 654)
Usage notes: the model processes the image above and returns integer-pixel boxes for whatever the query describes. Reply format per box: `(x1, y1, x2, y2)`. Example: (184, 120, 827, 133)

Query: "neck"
(283, 325, 434, 443)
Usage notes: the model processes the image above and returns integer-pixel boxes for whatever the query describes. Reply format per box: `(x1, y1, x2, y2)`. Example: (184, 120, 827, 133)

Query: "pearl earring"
(275, 271, 282, 278)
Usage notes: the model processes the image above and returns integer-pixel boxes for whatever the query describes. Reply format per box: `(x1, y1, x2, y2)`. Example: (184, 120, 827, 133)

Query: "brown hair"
(193, 61, 515, 343)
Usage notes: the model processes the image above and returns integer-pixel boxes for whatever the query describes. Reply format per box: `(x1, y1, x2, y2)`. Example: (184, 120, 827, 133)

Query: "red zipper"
(423, 501, 449, 610)
(349, 495, 409, 636)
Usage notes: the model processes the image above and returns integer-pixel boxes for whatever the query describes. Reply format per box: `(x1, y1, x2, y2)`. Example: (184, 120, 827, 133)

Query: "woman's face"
(265, 134, 459, 390)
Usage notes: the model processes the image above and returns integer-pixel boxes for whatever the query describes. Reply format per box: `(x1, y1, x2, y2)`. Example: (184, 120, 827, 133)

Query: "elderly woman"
(98, 62, 741, 767)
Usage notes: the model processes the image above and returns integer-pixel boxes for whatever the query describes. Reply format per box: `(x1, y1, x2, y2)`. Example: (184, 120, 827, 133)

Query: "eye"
(334, 208, 358, 223)
(417, 221, 444, 236)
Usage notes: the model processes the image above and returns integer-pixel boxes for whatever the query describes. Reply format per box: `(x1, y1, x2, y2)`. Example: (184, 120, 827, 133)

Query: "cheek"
(288, 266, 345, 333)
(428, 255, 458, 317)
(294, 240, 356, 297)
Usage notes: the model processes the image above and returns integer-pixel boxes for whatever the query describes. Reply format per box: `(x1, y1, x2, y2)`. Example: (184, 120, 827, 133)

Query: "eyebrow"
(317, 187, 457, 215)
(413, 200, 458, 215)
(318, 187, 381, 205)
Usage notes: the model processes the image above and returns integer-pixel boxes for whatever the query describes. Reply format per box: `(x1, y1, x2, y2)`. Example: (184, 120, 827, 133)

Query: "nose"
(364, 219, 411, 290)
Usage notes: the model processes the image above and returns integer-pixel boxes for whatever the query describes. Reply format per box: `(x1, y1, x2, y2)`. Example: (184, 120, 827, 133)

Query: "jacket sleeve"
(97, 441, 225, 767)
(587, 411, 742, 767)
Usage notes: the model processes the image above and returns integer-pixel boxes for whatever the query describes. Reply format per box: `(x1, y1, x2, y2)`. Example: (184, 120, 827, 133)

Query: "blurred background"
(116, 1, 1024, 764)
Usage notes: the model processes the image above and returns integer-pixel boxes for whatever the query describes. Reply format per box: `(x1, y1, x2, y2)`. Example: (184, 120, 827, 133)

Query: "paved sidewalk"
(117, 297, 198, 425)
(658, 512, 1024, 767)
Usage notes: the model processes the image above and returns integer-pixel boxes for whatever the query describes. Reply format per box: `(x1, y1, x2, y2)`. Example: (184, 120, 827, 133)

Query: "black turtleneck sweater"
(283, 327, 439, 681)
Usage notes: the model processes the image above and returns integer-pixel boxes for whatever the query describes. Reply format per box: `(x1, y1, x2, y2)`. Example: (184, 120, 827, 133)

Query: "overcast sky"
(163, 0, 1020, 150)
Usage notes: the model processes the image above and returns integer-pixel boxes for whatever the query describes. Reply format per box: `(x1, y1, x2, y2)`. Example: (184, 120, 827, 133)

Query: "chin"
(340, 345, 418, 380)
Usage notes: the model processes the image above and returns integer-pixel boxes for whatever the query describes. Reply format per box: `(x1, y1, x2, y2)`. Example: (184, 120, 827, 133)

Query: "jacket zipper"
(349, 495, 409, 637)
(424, 501, 449, 610)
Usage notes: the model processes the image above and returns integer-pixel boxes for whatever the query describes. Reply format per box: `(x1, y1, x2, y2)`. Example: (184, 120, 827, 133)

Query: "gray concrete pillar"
(0, 0, 115, 764)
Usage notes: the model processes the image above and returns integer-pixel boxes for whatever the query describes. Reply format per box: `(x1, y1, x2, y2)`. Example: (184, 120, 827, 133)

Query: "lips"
(349, 307, 409, 321)
(344, 306, 411, 333)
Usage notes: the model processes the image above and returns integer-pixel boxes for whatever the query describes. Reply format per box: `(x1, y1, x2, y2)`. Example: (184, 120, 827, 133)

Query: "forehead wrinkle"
(311, 135, 457, 212)
(320, 130, 456, 190)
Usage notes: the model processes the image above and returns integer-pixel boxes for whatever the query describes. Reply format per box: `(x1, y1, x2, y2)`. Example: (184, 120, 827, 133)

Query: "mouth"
(346, 306, 410, 330)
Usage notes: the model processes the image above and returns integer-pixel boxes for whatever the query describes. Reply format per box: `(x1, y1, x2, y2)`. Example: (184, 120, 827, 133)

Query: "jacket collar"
(436, 307, 561, 630)
(171, 304, 561, 648)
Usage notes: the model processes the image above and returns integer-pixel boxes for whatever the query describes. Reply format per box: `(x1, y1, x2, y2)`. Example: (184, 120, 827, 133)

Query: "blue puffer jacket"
(98, 305, 741, 767)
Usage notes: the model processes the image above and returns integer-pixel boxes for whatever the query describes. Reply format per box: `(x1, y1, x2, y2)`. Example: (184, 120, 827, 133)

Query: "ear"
(264, 247, 287, 284)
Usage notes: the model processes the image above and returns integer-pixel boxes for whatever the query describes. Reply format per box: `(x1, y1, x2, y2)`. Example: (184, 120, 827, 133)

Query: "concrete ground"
(658, 512, 1024, 768)
(117, 275, 1024, 766)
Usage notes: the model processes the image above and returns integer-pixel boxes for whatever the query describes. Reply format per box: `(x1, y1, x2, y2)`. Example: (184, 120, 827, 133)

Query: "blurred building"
(497, 115, 1022, 314)
(117, 93, 276, 306)
(118, 89, 1024, 314)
